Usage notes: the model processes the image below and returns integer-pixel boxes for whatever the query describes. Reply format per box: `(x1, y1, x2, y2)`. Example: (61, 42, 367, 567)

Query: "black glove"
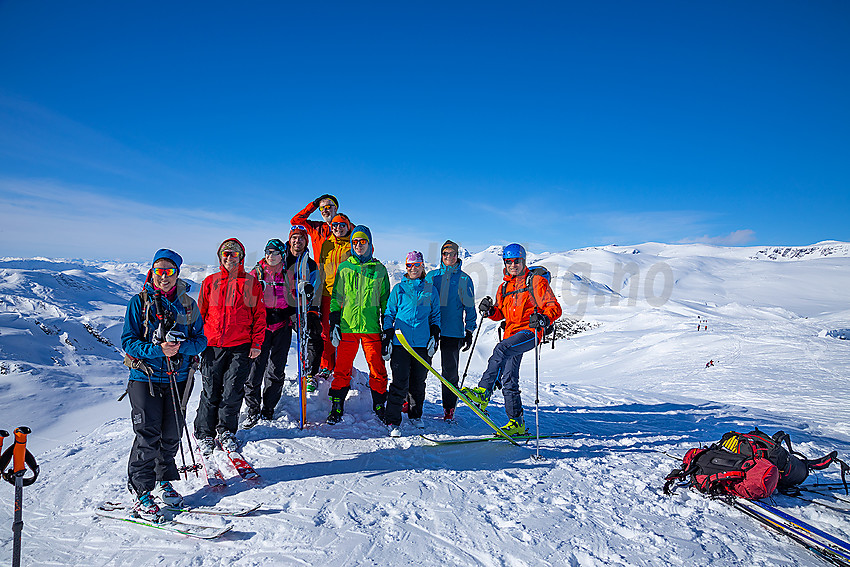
(307, 311, 322, 336)
(478, 296, 494, 317)
(461, 330, 473, 352)
(381, 328, 393, 360)
(529, 312, 550, 329)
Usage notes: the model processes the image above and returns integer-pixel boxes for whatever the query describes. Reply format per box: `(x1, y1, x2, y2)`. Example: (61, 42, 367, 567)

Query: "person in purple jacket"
(241, 238, 295, 428)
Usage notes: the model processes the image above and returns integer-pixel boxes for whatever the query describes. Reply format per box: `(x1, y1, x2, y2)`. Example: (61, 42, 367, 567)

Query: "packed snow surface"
(0, 241, 849, 566)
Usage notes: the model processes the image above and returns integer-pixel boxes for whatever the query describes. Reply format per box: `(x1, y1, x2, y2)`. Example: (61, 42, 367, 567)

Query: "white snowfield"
(0, 241, 849, 566)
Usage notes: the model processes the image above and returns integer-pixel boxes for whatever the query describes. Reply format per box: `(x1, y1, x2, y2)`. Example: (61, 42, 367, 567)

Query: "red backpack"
(664, 428, 847, 500)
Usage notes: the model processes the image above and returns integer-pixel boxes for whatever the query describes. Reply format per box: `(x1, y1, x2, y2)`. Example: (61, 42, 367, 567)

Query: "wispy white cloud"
(0, 177, 450, 264)
(679, 229, 756, 246)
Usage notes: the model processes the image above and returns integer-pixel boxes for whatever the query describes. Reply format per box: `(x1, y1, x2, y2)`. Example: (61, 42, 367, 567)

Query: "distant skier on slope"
(194, 239, 265, 455)
(461, 243, 562, 436)
(326, 225, 390, 424)
(425, 239, 477, 421)
(383, 251, 441, 437)
(121, 249, 207, 520)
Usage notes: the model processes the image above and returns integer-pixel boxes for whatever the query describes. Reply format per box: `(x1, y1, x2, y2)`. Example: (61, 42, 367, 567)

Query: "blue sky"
(1, 1, 848, 264)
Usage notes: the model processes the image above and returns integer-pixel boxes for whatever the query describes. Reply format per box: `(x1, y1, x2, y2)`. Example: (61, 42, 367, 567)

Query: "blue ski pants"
(478, 330, 536, 420)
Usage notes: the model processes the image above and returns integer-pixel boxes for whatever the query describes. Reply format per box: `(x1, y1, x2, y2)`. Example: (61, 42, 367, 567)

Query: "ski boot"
(241, 410, 260, 430)
(443, 407, 455, 421)
(408, 418, 424, 430)
(461, 387, 490, 410)
(327, 396, 344, 425)
(151, 481, 183, 506)
(217, 430, 238, 452)
(316, 367, 332, 381)
(306, 375, 318, 392)
(387, 423, 401, 438)
(133, 491, 164, 522)
(371, 389, 387, 422)
(501, 417, 527, 436)
(401, 401, 409, 414)
(198, 436, 216, 456)
(260, 408, 274, 421)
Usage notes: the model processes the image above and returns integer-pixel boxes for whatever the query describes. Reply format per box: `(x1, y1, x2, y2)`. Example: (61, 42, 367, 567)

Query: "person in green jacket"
(326, 225, 390, 424)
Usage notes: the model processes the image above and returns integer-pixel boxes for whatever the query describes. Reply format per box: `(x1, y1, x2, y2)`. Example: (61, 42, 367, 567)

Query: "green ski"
(395, 330, 519, 446)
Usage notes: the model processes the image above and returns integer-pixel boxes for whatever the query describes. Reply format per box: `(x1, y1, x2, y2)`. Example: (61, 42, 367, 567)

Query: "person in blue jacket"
(425, 240, 476, 421)
(121, 249, 207, 521)
(382, 251, 441, 437)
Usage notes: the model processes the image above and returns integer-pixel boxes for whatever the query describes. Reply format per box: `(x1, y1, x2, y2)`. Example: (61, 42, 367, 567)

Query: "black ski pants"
(127, 379, 187, 496)
(385, 345, 429, 426)
(194, 343, 252, 438)
(438, 336, 463, 410)
(244, 326, 292, 415)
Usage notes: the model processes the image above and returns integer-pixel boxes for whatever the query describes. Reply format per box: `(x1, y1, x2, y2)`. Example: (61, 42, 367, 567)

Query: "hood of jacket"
(350, 225, 374, 263)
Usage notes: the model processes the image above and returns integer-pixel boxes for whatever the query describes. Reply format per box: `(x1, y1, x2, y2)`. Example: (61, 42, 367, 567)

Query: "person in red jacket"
(461, 243, 561, 436)
(194, 238, 265, 455)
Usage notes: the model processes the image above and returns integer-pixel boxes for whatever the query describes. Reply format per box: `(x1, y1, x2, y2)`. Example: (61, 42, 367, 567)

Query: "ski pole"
(1, 427, 40, 567)
(459, 314, 485, 389)
(154, 292, 198, 479)
(532, 323, 543, 461)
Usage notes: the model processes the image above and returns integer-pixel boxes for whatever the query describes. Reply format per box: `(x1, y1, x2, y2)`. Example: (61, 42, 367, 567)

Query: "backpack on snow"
(499, 266, 556, 340)
(664, 428, 848, 500)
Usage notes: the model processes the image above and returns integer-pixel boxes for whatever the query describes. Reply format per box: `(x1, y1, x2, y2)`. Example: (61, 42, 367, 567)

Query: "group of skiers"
(120, 193, 562, 519)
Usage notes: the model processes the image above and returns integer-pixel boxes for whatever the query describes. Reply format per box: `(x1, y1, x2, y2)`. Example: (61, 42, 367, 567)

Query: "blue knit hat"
(152, 249, 183, 273)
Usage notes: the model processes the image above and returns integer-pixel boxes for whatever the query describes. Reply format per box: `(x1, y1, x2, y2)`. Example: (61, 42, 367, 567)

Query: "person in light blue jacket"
(121, 249, 207, 519)
(425, 240, 476, 421)
(382, 251, 441, 436)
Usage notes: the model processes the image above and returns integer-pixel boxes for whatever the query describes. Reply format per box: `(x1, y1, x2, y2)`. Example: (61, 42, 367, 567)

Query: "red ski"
(220, 446, 260, 481)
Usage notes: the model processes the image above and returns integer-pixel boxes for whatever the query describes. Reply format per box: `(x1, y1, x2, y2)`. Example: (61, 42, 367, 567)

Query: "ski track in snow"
(1, 245, 849, 566)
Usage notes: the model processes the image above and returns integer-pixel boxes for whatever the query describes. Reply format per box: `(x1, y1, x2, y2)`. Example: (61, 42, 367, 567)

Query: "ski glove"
(381, 328, 393, 361)
(460, 329, 474, 352)
(329, 310, 342, 347)
(478, 296, 494, 317)
(427, 325, 440, 357)
(529, 312, 550, 329)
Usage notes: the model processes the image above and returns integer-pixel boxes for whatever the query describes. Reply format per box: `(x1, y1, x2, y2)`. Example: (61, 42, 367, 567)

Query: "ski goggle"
(153, 267, 177, 277)
(222, 251, 241, 258)
(352, 238, 369, 246)
(265, 248, 282, 256)
(332, 222, 348, 230)
(406, 262, 423, 268)
(504, 258, 522, 265)
(319, 204, 336, 212)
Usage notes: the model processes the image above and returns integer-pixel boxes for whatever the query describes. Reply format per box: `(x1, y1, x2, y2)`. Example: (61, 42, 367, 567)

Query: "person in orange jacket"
(315, 213, 353, 379)
(291, 194, 340, 264)
(461, 243, 561, 436)
(194, 238, 265, 455)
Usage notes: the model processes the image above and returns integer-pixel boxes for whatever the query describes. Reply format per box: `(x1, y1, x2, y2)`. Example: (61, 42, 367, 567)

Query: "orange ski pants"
(331, 332, 388, 394)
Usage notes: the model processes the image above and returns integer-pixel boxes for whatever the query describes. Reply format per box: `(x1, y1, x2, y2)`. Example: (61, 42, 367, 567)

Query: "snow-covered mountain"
(0, 243, 849, 566)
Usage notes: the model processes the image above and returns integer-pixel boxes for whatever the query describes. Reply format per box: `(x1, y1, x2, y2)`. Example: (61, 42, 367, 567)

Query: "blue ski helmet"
(502, 243, 526, 261)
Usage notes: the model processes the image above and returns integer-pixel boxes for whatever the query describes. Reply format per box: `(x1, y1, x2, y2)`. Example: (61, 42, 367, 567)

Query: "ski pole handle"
(0, 430, 8, 454)
(12, 427, 30, 475)
(0, 427, 39, 486)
